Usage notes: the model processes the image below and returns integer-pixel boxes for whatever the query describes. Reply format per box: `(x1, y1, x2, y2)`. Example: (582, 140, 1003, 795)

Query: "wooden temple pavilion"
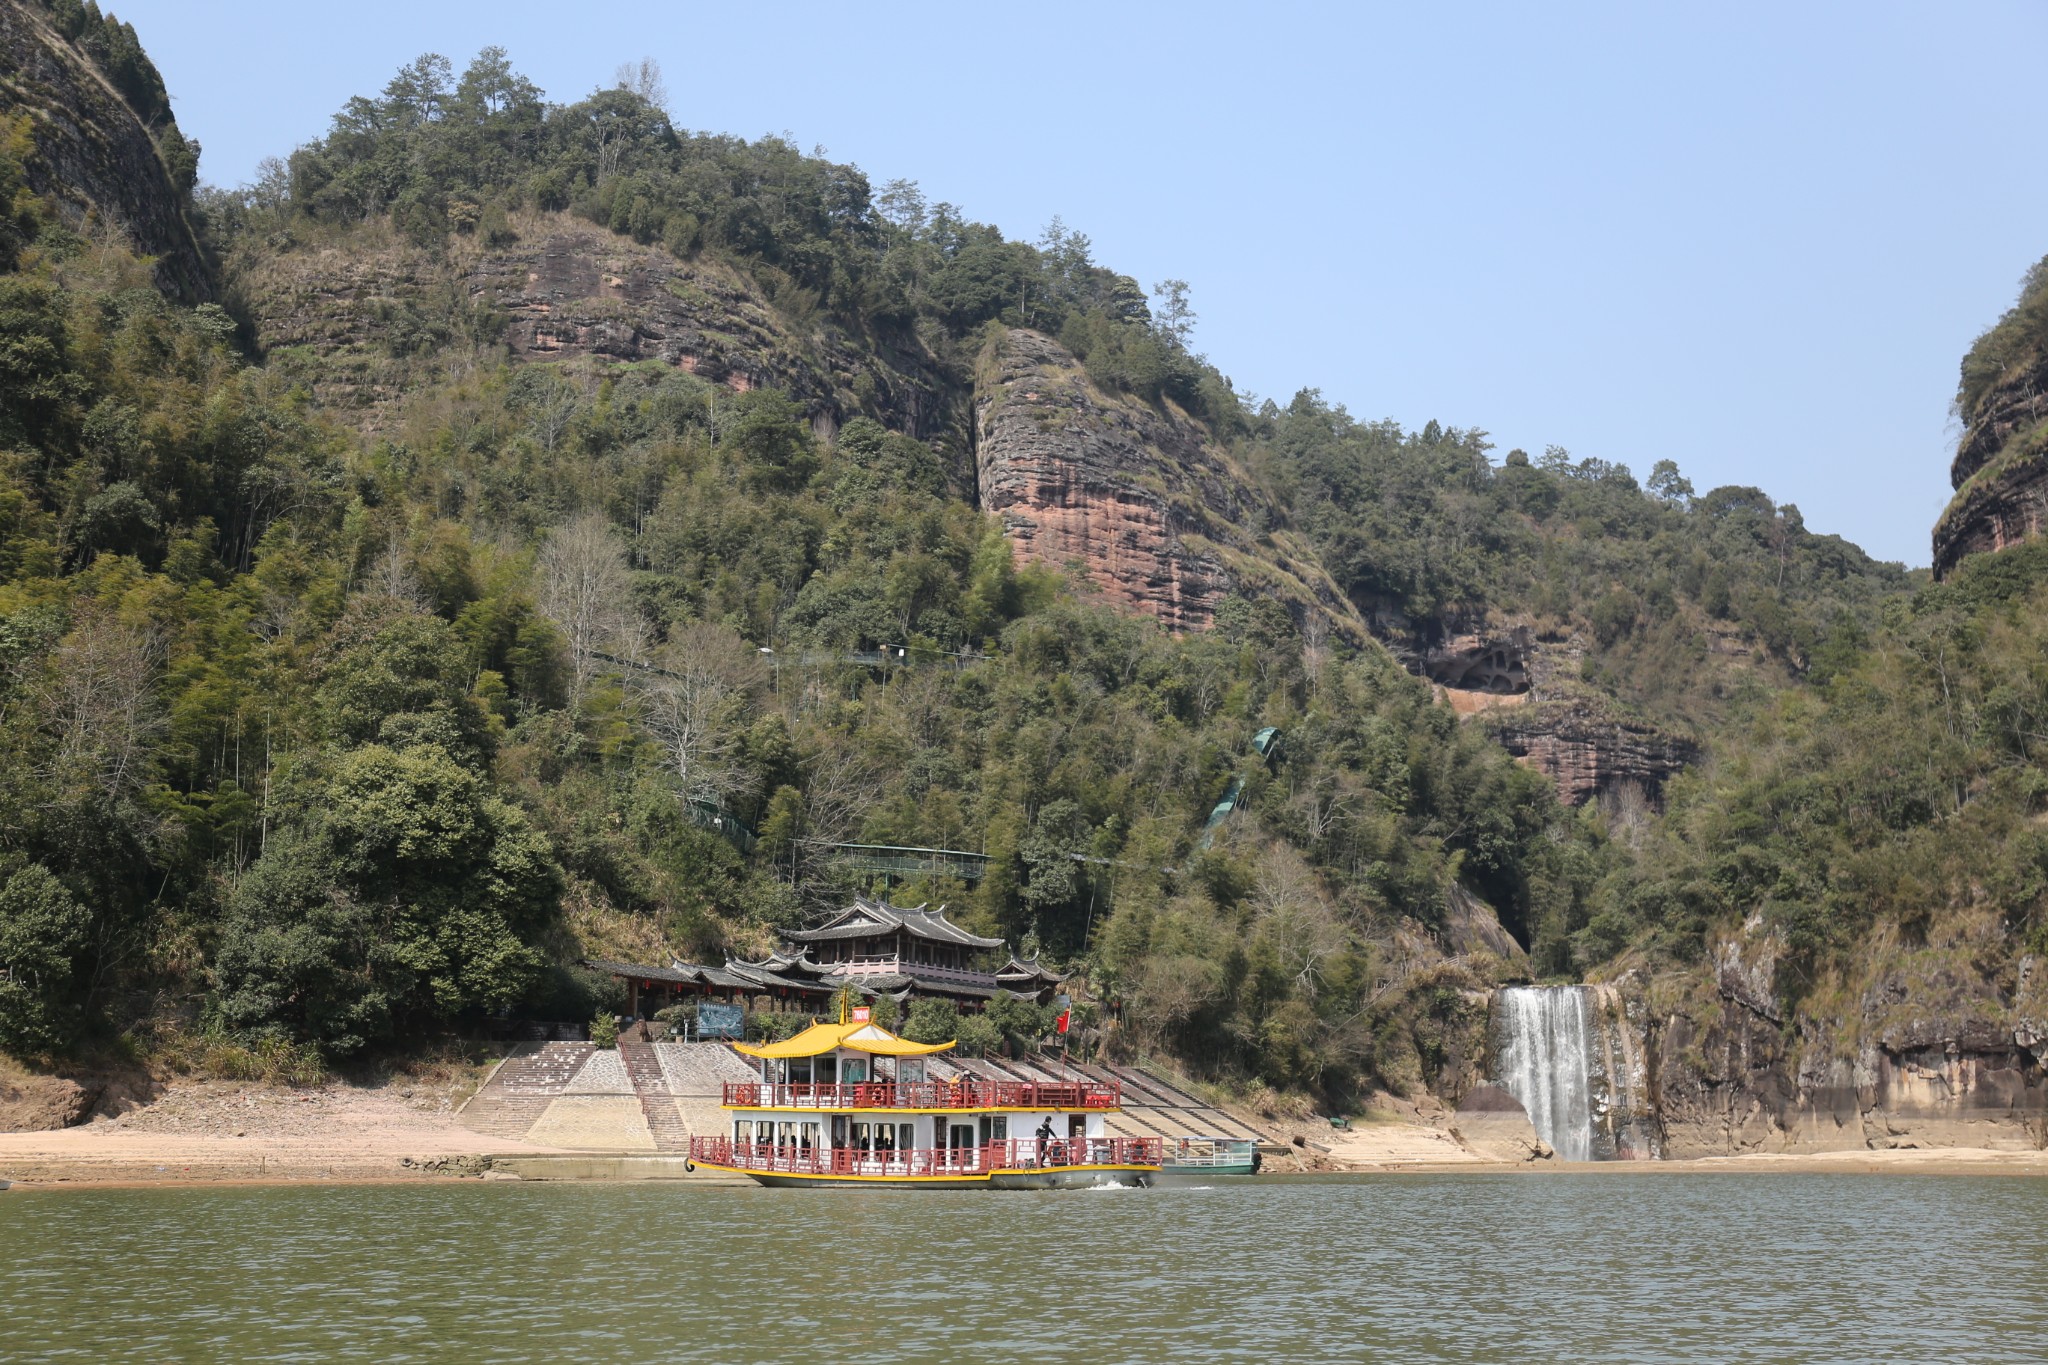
(582, 895, 1068, 1020)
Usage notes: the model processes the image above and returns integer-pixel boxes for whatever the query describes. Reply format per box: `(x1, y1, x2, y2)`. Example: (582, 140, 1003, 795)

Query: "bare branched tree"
(527, 378, 578, 454)
(34, 609, 166, 804)
(1300, 610, 1331, 675)
(538, 514, 644, 709)
(365, 538, 433, 611)
(1250, 847, 1348, 999)
(633, 622, 766, 803)
(1128, 952, 1225, 1032)
(615, 57, 669, 114)
(788, 742, 884, 902)
(1291, 769, 1359, 845)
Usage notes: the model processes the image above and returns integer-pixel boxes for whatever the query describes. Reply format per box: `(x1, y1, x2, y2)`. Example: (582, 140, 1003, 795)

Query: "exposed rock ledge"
(1933, 448, 2048, 580)
(973, 329, 1366, 639)
(235, 218, 952, 450)
(1645, 927, 2048, 1156)
(1487, 698, 1699, 809)
(0, 0, 209, 299)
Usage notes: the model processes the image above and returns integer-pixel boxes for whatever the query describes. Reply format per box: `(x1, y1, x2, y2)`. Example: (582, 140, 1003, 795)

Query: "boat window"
(734, 1120, 753, 1146)
(898, 1123, 914, 1152)
(842, 1057, 867, 1084)
(898, 1058, 926, 1084)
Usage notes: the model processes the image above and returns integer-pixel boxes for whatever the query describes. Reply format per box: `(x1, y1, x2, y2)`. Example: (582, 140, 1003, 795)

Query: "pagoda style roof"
(837, 971, 1031, 1001)
(995, 953, 1068, 986)
(784, 896, 1006, 950)
(580, 957, 704, 985)
(733, 1018, 957, 1060)
(576, 956, 834, 996)
(720, 957, 834, 995)
(754, 946, 821, 975)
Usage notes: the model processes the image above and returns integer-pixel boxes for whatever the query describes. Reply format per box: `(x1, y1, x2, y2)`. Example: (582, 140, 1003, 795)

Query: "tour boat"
(1162, 1137, 1262, 1176)
(684, 1011, 1161, 1189)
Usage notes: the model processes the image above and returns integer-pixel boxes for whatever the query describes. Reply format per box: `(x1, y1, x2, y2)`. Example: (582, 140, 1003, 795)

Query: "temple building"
(581, 895, 1066, 1021)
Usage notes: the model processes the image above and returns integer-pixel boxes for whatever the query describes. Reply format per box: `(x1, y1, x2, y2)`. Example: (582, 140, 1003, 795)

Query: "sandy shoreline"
(5, 1073, 2044, 1188)
(6, 1127, 2046, 1188)
(0, 1071, 577, 1187)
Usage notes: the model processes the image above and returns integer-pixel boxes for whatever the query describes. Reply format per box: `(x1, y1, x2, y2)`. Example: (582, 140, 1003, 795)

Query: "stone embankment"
(0, 1068, 567, 1184)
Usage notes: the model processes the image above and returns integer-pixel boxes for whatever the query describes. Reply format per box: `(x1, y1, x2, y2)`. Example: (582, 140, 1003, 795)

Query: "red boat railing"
(720, 1079, 1122, 1111)
(689, 1136, 1163, 1175)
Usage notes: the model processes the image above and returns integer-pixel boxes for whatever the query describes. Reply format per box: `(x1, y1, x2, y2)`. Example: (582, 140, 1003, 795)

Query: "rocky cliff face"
(0, 0, 208, 298)
(972, 328, 1366, 638)
(1377, 610, 1699, 810)
(1617, 919, 2048, 1156)
(1933, 266, 2048, 579)
(1933, 444, 2048, 579)
(1489, 698, 1699, 810)
(233, 216, 952, 449)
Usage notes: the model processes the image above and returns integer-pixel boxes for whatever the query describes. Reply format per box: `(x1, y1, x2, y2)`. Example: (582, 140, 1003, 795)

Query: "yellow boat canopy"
(733, 1019, 957, 1060)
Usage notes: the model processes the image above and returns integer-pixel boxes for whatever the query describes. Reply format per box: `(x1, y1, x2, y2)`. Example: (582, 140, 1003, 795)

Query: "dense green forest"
(4, 19, 2043, 1105)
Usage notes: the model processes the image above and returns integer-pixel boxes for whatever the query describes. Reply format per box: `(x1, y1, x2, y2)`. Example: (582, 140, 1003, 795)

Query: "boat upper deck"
(690, 1134, 1161, 1177)
(723, 1078, 1122, 1111)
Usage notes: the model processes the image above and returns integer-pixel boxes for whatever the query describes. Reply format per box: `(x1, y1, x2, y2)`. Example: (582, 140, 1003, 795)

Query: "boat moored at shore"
(682, 1010, 1162, 1188)
(1162, 1137, 1261, 1176)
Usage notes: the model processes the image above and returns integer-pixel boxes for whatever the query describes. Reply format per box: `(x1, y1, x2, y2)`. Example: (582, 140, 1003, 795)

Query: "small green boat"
(1162, 1137, 1261, 1176)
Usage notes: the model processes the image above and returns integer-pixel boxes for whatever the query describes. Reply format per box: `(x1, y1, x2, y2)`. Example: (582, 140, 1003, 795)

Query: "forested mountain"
(3, 8, 2040, 1119)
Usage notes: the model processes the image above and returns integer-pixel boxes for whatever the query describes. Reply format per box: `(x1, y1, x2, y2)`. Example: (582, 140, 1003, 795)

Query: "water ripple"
(1, 1174, 2043, 1363)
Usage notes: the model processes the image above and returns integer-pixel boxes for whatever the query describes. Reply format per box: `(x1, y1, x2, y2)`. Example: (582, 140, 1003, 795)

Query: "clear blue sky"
(117, 0, 2048, 567)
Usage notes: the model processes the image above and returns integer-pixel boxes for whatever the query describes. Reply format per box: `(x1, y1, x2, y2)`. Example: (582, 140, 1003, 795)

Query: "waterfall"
(1491, 984, 1660, 1161)
(1494, 986, 1598, 1161)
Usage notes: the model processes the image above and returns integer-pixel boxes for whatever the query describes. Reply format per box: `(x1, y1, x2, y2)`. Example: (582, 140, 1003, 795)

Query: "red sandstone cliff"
(233, 217, 951, 447)
(1488, 698, 1698, 811)
(1934, 260, 2048, 579)
(972, 328, 1365, 638)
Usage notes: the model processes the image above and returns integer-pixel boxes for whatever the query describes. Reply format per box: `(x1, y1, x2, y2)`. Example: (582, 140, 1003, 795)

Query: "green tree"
(210, 744, 558, 1055)
(0, 864, 91, 1055)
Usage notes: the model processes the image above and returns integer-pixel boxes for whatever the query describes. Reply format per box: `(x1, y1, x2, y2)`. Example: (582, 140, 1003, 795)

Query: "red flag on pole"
(1055, 1008, 1071, 1034)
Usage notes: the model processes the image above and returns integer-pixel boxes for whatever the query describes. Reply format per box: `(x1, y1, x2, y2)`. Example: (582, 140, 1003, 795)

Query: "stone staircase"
(496, 1041, 597, 1092)
(653, 1041, 759, 1141)
(456, 1042, 595, 1140)
(618, 1040, 690, 1152)
(458, 1092, 555, 1139)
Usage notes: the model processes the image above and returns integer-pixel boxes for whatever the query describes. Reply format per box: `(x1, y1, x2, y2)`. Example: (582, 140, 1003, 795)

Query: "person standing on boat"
(1035, 1117, 1057, 1167)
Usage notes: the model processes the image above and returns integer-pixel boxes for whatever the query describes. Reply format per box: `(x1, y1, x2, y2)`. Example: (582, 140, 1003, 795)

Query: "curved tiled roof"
(576, 956, 833, 996)
(996, 953, 1068, 985)
(784, 896, 1006, 950)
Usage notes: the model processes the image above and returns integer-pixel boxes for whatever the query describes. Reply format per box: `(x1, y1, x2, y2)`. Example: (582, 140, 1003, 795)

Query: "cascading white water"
(1493, 986, 1597, 1162)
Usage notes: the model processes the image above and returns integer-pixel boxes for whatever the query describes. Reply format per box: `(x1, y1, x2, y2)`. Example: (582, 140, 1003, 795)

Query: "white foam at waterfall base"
(1494, 986, 1596, 1161)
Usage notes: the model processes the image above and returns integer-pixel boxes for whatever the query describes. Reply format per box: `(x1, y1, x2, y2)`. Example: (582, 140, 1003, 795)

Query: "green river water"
(2, 1173, 2044, 1363)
